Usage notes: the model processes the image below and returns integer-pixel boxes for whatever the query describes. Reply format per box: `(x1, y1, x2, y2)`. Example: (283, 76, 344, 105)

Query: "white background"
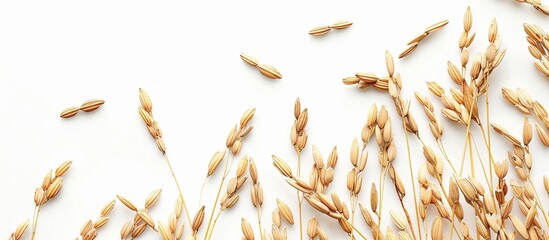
(1, 0, 549, 239)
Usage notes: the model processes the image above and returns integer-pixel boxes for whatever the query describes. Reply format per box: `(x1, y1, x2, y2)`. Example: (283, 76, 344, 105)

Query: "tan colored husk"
(431, 216, 442, 240)
(60, 106, 80, 118)
(390, 210, 407, 230)
(242, 218, 254, 240)
(157, 221, 171, 240)
(535, 122, 549, 146)
(139, 88, 153, 113)
(330, 20, 353, 29)
(240, 53, 260, 67)
(272, 155, 293, 178)
(207, 151, 227, 177)
(80, 99, 105, 112)
(308, 26, 331, 36)
(145, 189, 162, 209)
(45, 177, 63, 199)
(55, 161, 72, 177)
(101, 200, 116, 217)
(400, 19, 448, 59)
(14, 219, 29, 240)
(425, 20, 449, 33)
(510, 214, 529, 239)
(191, 206, 205, 233)
(399, 43, 419, 59)
(276, 199, 295, 225)
(117, 195, 138, 212)
(137, 210, 155, 228)
(138, 106, 154, 126)
(258, 64, 282, 79)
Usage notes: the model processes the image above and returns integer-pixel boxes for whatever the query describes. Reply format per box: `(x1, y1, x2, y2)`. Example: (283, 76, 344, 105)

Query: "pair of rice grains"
(399, 19, 449, 58)
(308, 20, 352, 36)
(60, 99, 105, 118)
(240, 53, 282, 79)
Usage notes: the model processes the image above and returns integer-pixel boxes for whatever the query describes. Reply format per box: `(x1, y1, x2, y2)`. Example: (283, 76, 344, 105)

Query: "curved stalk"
(203, 151, 232, 240)
(401, 121, 422, 240)
(296, 150, 303, 240)
(164, 154, 192, 227)
(257, 206, 263, 238)
(30, 206, 40, 240)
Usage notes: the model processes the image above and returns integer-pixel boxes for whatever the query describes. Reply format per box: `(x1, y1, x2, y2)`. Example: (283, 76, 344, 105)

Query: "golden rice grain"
(272, 155, 293, 178)
(258, 64, 282, 79)
(307, 217, 318, 238)
(241, 218, 254, 240)
(276, 199, 294, 225)
(370, 183, 378, 213)
(510, 214, 529, 239)
(207, 151, 227, 177)
(94, 216, 109, 229)
(144, 189, 162, 209)
(431, 216, 442, 240)
(14, 219, 29, 240)
(120, 220, 133, 239)
(55, 160, 72, 177)
(45, 177, 63, 199)
(330, 20, 353, 29)
(535, 122, 549, 146)
(138, 106, 154, 126)
(80, 99, 105, 112)
(60, 106, 80, 118)
(157, 221, 171, 240)
(425, 20, 449, 33)
(100, 200, 116, 217)
(138, 88, 153, 113)
(399, 43, 419, 59)
(389, 210, 407, 230)
(308, 26, 331, 36)
(137, 210, 155, 228)
(192, 206, 205, 233)
(407, 32, 429, 45)
(240, 53, 260, 67)
(117, 195, 138, 212)
(464, 7, 472, 32)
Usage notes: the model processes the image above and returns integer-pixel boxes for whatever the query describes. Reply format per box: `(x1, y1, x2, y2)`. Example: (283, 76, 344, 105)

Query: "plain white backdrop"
(1, 0, 549, 239)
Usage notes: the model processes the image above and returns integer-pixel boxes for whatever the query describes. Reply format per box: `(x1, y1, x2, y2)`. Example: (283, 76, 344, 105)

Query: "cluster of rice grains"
(342, 6, 549, 240)
(76, 199, 115, 240)
(273, 100, 364, 239)
(9, 3, 549, 240)
(7, 161, 72, 240)
(523, 23, 549, 78)
(117, 189, 165, 239)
